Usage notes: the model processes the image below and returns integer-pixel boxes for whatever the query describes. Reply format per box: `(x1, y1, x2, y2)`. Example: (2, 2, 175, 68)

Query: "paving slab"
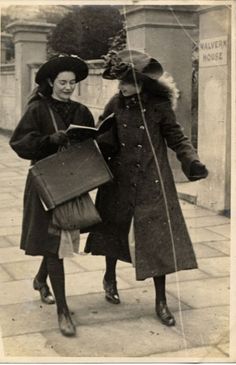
(4, 235, 21, 247)
(166, 268, 209, 283)
(0, 192, 17, 202)
(2, 333, 59, 357)
(173, 306, 229, 348)
(198, 256, 230, 277)
(2, 257, 84, 281)
(181, 207, 217, 219)
(0, 300, 61, 337)
(0, 246, 38, 264)
(0, 236, 13, 248)
(204, 240, 230, 256)
(0, 279, 40, 305)
(186, 215, 230, 228)
(0, 208, 22, 219)
(116, 267, 153, 288)
(0, 266, 12, 282)
(71, 253, 130, 272)
(180, 200, 199, 210)
(43, 317, 193, 357)
(148, 345, 227, 359)
(65, 270, 131, 297)
(206, 224, 230, 239)
(167, 277, 229, 309)
(188, 227, 227, 243)
(0, 214, 22, 227)
(0, 225, 22, 236)
(192, 242, 227, 258)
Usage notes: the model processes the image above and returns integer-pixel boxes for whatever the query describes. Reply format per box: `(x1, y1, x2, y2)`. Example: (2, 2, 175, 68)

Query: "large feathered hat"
(102, 49, 163, 82)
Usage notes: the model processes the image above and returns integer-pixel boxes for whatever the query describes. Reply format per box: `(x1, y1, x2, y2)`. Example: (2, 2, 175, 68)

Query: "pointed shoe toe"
(156, 301, 176, 327)
(58, 310, 76, 337)
(103, 278, 120, 304)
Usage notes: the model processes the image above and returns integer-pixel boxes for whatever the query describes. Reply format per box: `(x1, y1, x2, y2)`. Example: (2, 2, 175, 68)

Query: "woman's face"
(118, 79, 142, 97)
(49, 71, 77, 101)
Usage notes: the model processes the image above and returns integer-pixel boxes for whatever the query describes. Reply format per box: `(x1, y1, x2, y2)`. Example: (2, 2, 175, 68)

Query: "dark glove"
(50, 131, 69, 146)
(189, 160, 208, 181)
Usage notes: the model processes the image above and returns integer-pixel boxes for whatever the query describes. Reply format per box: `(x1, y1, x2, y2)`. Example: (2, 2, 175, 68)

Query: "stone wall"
(0, 64, 16, 131)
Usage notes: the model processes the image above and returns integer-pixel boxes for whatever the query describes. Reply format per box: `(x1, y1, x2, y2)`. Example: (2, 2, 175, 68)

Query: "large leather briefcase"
(29, 139, 113, 210)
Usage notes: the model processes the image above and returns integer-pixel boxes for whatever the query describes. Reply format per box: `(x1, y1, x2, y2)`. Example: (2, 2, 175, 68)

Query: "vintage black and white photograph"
(0, 0, 235, 362)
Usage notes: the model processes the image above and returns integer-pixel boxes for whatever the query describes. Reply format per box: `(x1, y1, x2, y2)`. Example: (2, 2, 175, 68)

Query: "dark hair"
(27, 80, 53, 105)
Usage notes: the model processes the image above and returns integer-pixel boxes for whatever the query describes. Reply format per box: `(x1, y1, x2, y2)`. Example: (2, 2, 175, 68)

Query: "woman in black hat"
(10, 54, 94, 337)
(85, 49, 208, 326)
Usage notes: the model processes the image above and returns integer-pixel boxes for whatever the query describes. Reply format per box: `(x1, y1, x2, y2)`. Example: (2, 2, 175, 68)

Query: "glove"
(189, 160, 208, 181)
(50, 131, 69, 146)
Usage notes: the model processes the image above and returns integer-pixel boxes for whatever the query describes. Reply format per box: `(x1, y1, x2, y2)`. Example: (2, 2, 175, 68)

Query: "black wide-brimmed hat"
(102, 49, 163, 82)
(35, 54, 88, 84)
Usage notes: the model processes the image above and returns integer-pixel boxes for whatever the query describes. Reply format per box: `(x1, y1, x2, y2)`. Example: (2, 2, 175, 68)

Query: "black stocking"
(46, 255, 68, 314)
(35, 257, 48, 283)
(104, 256, 117, 282)
(153, 275, 166, 304)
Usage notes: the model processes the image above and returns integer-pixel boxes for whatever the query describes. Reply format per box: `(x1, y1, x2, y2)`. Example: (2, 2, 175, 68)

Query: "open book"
(66, 112, 115, 142)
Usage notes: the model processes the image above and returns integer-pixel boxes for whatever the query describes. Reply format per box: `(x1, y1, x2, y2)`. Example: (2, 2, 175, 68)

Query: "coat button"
(132, 182, 137, 187)
(123, 123, 127, 128)
(121, 142, 126, 147)
(136, 163, 141, 168)
(137, 144, 142, 148)
(139, 125, 145, 130)
(155, 179, 159, 183)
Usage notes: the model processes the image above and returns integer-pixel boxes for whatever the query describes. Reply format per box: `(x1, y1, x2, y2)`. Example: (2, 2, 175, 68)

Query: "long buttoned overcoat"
(10, 97, 94, 256)
(85, 88, 199, 280)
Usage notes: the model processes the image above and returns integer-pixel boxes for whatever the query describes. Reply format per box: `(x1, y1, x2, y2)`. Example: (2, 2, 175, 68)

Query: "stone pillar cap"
(6, 20, 56, 34)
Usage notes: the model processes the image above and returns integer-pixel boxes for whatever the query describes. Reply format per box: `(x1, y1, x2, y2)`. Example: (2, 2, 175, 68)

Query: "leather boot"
(33, 277, 55, 305)
(156, 301, 176, 326)
(58, 308, 76, 337)
(103, 277, 120, 304)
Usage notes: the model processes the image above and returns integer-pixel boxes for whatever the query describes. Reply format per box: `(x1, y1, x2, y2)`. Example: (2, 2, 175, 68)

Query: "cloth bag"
(52, 192, 101, 231)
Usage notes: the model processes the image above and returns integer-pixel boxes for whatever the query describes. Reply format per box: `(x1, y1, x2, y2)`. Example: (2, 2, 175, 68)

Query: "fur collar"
(158, 72, 180, 111)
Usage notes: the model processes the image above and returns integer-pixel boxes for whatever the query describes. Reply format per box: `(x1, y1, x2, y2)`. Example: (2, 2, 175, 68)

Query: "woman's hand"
(50, 131, 69, 146)
(189, 160, 208, 181)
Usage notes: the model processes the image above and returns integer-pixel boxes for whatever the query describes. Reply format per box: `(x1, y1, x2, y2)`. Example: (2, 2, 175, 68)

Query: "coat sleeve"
(9, 102, 57, 161)
(160, 102, 199, 178)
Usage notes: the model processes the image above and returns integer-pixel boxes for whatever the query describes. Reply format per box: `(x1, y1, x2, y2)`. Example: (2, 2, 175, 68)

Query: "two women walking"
(10, 50, 208, 336)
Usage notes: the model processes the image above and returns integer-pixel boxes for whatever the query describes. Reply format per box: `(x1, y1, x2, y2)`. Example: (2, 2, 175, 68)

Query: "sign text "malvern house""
(199, 36, 228, 67)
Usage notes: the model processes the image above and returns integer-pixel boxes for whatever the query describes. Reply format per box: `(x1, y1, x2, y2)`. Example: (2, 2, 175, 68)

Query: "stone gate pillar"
(1, 32, 13, 64)
(197, 6, 231, 213)
(6, 21, 55, 123)
(121, 5, 198, 181)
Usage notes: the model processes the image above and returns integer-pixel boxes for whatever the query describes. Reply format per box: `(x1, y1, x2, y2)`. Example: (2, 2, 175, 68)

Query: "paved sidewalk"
(0, 133, 230, 361)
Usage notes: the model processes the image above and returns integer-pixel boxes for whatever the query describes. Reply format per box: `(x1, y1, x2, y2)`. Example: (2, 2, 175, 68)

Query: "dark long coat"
(10, 97, 94, 256)
(85, 90, 199, 280)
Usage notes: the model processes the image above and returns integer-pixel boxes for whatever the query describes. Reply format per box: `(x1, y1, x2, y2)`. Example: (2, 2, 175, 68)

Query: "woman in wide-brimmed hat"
(85, 49, 208, 326)
(10, 54, 94, 337)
